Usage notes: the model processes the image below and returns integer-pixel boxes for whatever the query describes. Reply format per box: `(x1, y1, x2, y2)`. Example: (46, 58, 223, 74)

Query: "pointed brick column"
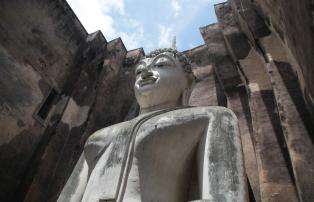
(214, 2, 299, 201)
(260, 34, 314, 202)
(200, 20, 261, 201)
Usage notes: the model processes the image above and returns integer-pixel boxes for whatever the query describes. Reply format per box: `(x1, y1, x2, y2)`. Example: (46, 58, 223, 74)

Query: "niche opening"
(35, 88, 58, 124)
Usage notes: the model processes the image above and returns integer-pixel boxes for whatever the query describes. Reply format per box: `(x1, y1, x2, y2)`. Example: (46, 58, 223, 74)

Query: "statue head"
(134, 48, 195, 113)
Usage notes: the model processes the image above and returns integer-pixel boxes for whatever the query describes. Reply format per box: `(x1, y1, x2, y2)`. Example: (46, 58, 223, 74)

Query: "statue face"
(134, 52, 189, 109)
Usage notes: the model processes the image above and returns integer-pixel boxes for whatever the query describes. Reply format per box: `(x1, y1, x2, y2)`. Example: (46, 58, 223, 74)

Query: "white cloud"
(158, 25, 174, 48)
(171, 0, 182, 16)
(119, 31, 152, 51)
(101, 0, 125, 16)
(67, 0, 119, 37)
(209, 0, 226, 4)
(67, 0, 154, 50)
(117, 20, 153, 51)
(67, 0, 219, 51)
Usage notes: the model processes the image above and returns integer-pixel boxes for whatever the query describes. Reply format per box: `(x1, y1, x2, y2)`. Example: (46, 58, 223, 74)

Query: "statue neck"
(140, 101, 182, 114)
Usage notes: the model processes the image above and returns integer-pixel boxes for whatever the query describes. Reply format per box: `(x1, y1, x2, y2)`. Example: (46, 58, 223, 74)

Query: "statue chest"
(83, 109, 214, 202)
(122, 114, 210, 202)
(60, 107, 245, 202)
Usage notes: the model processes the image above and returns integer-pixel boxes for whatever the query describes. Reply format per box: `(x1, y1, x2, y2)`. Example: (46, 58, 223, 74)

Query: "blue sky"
(66, 0, 226, 53)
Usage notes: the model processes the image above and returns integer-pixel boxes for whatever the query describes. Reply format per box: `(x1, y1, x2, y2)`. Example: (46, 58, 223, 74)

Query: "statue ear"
(181, 81, 195, 106)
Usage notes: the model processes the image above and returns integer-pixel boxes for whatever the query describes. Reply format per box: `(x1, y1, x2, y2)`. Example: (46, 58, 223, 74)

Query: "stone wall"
(184, 44, 220, 107)
(17, 34, 143, 202)
(0, 1, 141, 201)
(185, 1, 314, 201)
(0, 0, 87, 200)
(229, 0, 314, 118)
(252, 0, 314, 115)
(212, 1, 314, 201)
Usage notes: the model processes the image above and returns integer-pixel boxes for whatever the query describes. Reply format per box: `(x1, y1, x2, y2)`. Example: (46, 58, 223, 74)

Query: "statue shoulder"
(83, 120, 136, 162)
(148, 107, 237, 127)
(198, 106, 236, 117)
(85, 120, 135, 147)
(175, 106, 237, 119)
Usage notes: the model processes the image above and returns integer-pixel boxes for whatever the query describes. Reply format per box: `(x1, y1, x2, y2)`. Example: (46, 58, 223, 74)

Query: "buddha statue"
(58, 48, 247, 202)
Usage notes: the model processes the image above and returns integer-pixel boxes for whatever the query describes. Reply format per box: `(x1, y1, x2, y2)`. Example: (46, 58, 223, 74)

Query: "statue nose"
(141, 68, 154, 79)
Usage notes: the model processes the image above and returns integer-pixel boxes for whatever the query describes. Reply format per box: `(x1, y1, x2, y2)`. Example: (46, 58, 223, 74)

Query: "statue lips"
(138, 76, 158, 87)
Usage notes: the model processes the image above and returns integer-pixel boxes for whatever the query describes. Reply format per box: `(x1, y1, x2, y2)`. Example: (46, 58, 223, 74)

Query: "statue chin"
(135, 83, 184, 112)
(135, 90, 183, 112)
(57, 51, 247, 202)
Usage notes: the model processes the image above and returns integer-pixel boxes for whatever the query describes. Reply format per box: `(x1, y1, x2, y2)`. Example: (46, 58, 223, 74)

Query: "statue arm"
(57, 153, 89, 202)
(197, 108, 248, 202)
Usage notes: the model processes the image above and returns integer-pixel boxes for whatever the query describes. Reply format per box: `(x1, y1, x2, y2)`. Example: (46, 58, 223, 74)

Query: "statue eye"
(135, 69, 143, 75)
(155, 63, 165, 67)
(135, 65, 145, 75)
(154, 58, 173, 68)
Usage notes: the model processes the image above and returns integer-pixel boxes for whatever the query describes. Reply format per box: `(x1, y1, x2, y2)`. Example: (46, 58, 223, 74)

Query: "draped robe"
(58, 107, 247, 202)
